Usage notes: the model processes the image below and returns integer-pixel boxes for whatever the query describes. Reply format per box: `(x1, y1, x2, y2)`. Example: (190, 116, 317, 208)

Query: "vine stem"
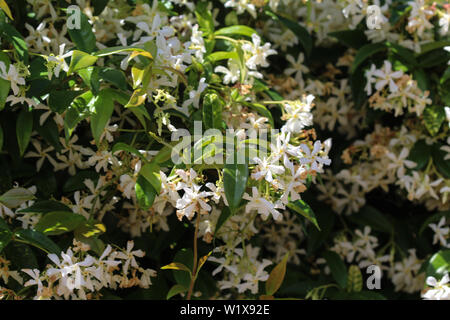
(186, 213, 201, 300)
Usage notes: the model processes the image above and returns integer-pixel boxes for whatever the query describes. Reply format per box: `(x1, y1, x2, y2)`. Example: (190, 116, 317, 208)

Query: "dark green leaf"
(16, 109, 33, 156)
(323, 251, 348, 289)
(67, 11, 97, 53)
(35, 211, 86, 235)
(14, 229, 61, 254)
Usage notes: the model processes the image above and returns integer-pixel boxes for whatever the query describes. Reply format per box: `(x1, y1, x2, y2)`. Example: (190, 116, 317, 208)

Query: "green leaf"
(135, 175, 157, 209)
(348, 205, 394, 234)
(35, 211, 86, 235)
(0, 0, 13, 20)
(287, 199, 320, 230)
(112, 142, 145, 160)
(161, 262, 192, 275)
(423, 105, 445, 136)
(92, 0, 109, 15)
(49, 90, 82, 114)
(16, 109, 33, 157)
(18, 200, 72, 214)
(432, 143, 450, 179)
(214, 25, 257, 38)
(323, 251, 348, 289)
(202, 92, 223, 130)
(266, 253, 289, 296)
(387, 42, 418, 67)
(74, 221, 106, 255)
(94, 46, 149, 57)
(266, 11, 312, 57)
(206, 51, 239, 62)
(347, 265, 363, 292)
(64, 91, 94, 139)
(0, 19, 28, 63)
(90, 89, 116, 145)
(328, 30, 368, 49)
(419, 41, 450, 55)
(140, 162, 161, 194)
(223, 151, 248, 211)
(172, 249, 194, 288)
(4, 242, 38, 270)
(99, 68, 128, 91)
(166, 284, 188, 300)
(0, 217, 12, 253)
(68, 50, 99, 75)
(407, 139, 432, 171)
(14, 229, 61, 254)
(351, 43, 387, 73)
(0, 52, 10, 110)
(0, 188, 35, 208)
(245, 103, 274, 128)
(426, 249, 450, 279)
(195, 1, 215, 36)
(67, 11, 97, 53)
(214, 206, 232, 236)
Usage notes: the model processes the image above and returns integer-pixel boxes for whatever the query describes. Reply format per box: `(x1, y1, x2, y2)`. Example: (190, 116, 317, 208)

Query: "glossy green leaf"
(0, 188, 35, 208)
(202, 92, 223, 130)
(90, 89, 116, 145)
(266, 10, 312, 57)
(223, 151, 248, 211)
(16, 109, 33, 156)
(14, 229, 61, 254)
(407, 139, 432, 171)
(287, 199, 320, 230)
(214, 25, 257, 38)
(35, 211, 86, 235)
(426, 249, 450, 279)
(18, 200, 72, 214)
(135, 175, 157, 209)
(68, 50, 99, 75)
(351, 43, 387, 73)
(432, 144, 450, 179)
(323, 251, 348, 289)
(67, 11, 97, 53)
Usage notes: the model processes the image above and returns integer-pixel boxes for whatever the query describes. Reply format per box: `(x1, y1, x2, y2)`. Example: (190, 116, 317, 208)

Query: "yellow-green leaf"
(161, 262, 192, 276)
(265, 253, 289, 296)
(0, 0, 13, 20)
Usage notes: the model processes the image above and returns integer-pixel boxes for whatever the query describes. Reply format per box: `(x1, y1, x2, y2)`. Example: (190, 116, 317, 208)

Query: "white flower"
(284, 52, 309, 83)
(215, 60, 240, 85)
(46, 44, 72, 80)
(282, 95, 314, 133)
(373, 60, 403, 93)
(422, 274, 450, 300)
(182, 77, 208, 109)
(299, 141, 331, 172)
(115, 241, 145, 275)
(429, 217, 449, 247)
(251, 157, 285, 182)
(242, 34, 277, 70)
(243, 187, 283, 221)
(0, 62, 25, 95)
(176, 184, 212, 221)
(224, 0, 257, 18)
(386, 147, 417, 178)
